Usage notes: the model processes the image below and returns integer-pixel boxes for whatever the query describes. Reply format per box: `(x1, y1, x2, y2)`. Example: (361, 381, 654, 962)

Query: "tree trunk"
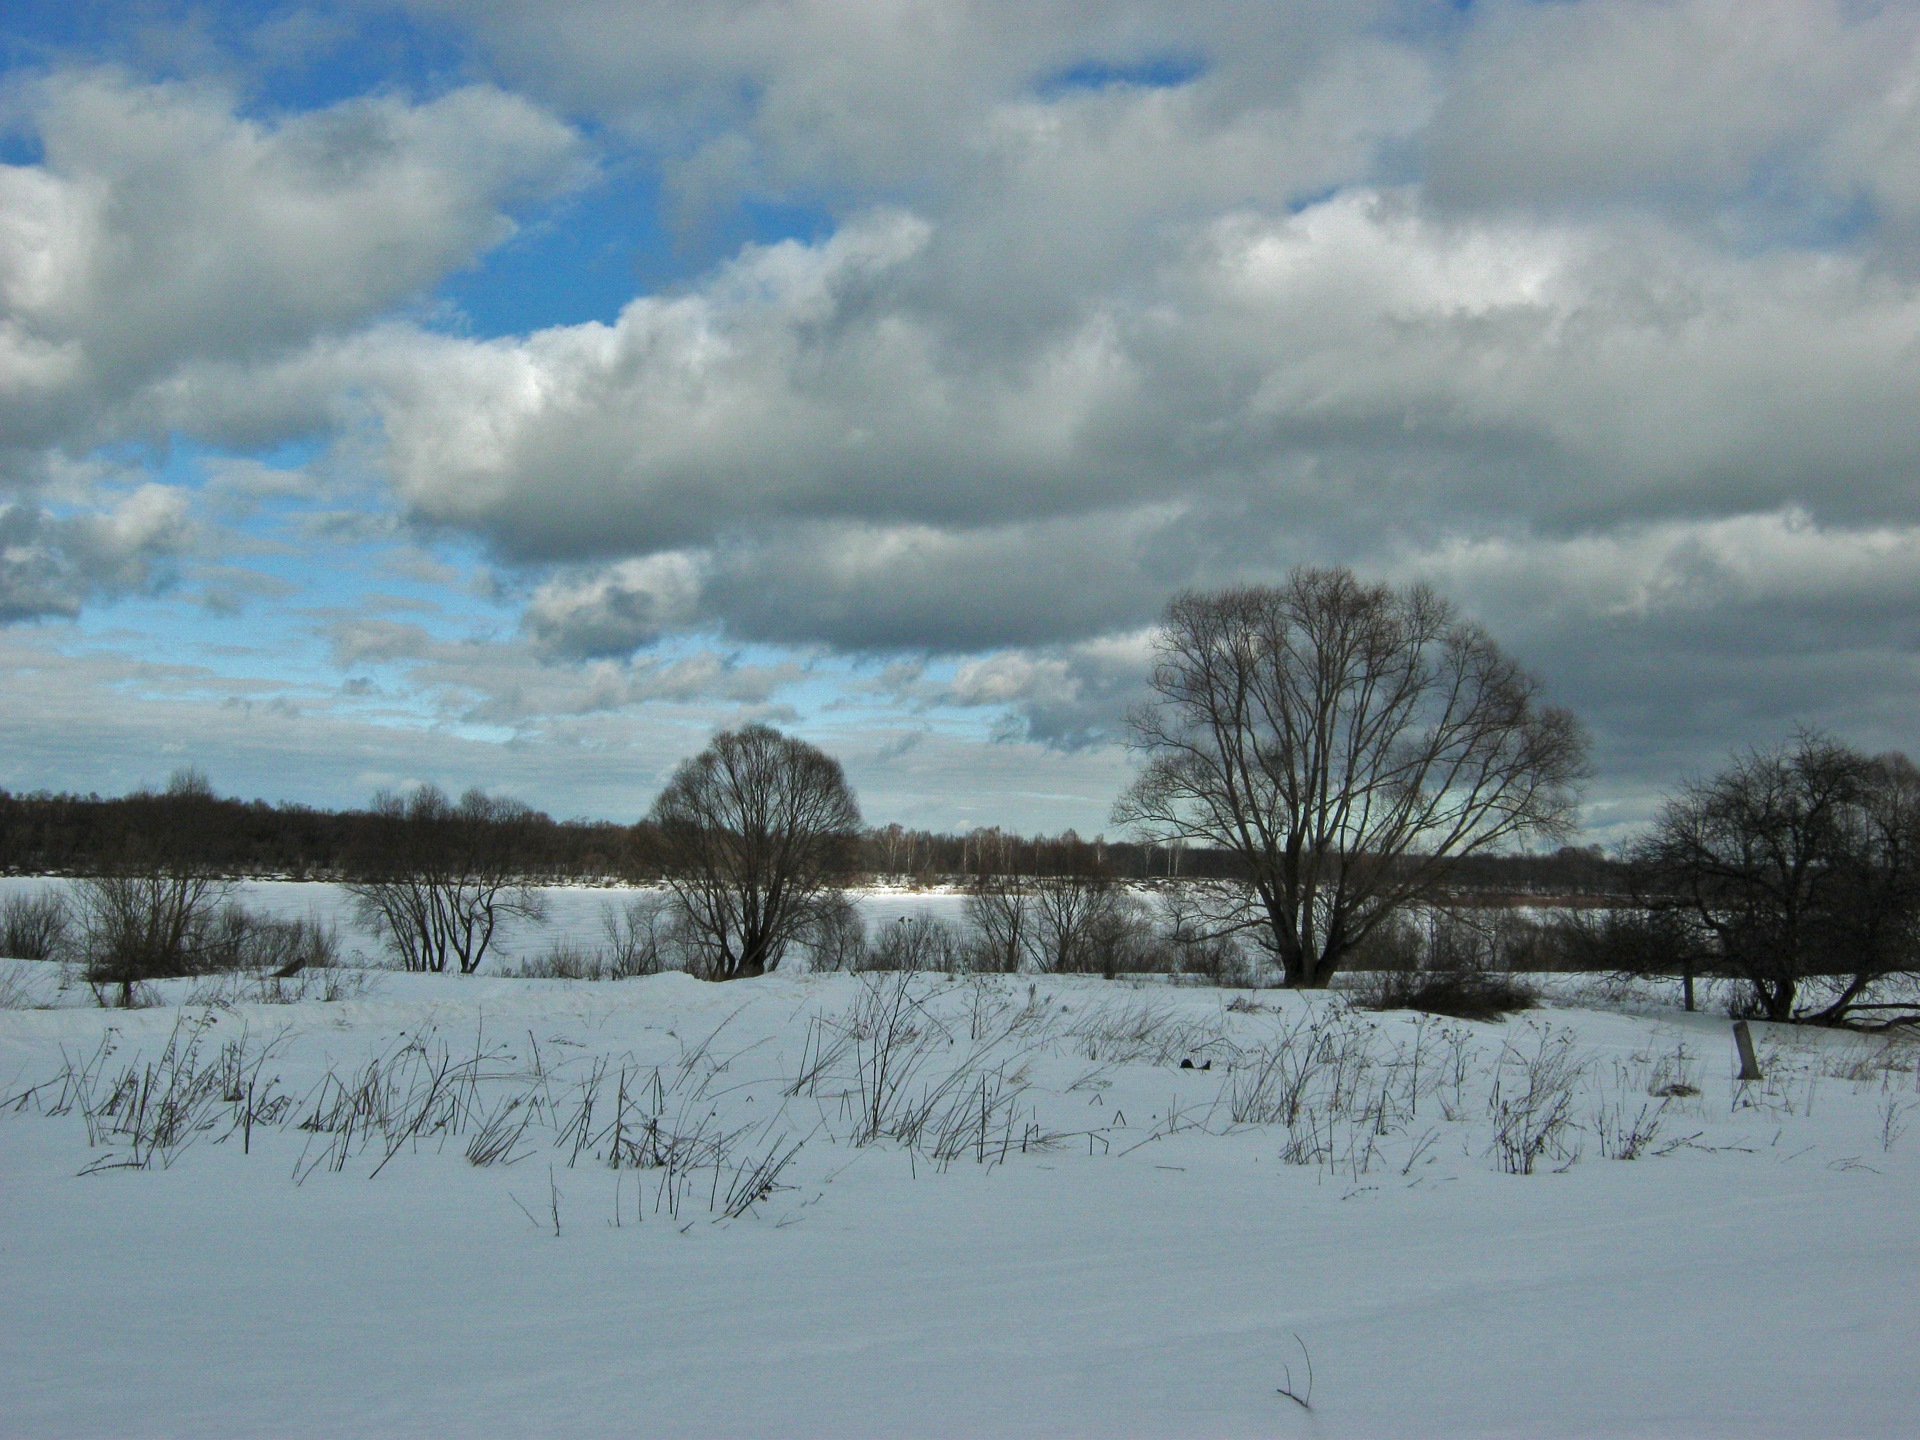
(1763, 978, 1796, 1022)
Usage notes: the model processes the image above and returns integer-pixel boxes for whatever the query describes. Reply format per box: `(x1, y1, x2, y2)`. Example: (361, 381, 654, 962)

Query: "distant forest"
(0, 782, 1628, 901)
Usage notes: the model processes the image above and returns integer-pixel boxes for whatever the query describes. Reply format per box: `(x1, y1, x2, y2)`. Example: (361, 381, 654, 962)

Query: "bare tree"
(1031, 866, 1125, 976)
(963, 829, 1037, 973)
(1114, 570, 1588, 987)
(345, 786, 549, 973)
(77, 866, 232, 1006)
(963, 873, 1034, 973)
(1634, 733, 1920, 1024)
(648, 724, 863, 980)
(803, 893, 868, 972)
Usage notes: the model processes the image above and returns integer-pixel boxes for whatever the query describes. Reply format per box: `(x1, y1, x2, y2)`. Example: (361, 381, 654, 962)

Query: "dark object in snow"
(1733, 1020, 1764, 1081)
(1178, 1058, 1212, 1070)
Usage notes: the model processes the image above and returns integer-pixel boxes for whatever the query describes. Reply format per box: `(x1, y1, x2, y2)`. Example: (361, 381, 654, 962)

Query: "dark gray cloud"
(0, 485, 192, 620)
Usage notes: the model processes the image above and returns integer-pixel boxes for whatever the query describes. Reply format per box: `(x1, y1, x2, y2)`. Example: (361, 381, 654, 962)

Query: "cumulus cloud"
(1426, 0, 1920, 245)
(324, 611, 805, 729)
(331, 185, 1920, 662)
(0, 69, 583, 470)
(946, 632, 1156, 749)
(523, 552, 706, 657)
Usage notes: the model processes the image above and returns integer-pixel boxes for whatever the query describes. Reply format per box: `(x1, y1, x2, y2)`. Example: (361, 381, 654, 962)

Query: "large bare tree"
(649, 723, 863, 980)
(1114, 569, 1588, 987)
(1634, 733, 1920, 1024)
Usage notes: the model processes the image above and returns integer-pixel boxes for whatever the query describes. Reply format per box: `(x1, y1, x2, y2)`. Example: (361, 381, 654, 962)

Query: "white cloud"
(0, 69, 583, 469)
(1427, 0, 1920, 244)
(300, 185, 1920, 665)
(523, 552, 707, 657)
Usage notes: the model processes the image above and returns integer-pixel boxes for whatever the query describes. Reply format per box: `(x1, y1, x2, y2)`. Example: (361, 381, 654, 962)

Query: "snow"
(1, 948, 1916, 1436)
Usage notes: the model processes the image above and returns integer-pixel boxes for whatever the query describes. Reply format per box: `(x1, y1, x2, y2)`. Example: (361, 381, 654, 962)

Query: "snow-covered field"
(1, 956, 1915, 1439)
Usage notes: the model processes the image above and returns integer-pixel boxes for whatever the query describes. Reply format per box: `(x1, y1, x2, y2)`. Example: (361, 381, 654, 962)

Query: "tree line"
(0, 770, 1622, 899)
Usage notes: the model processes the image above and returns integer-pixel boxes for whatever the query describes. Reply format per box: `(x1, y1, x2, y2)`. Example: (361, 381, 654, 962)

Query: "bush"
(861, 917, 963, 972)
(2, 889, 71, 961)
(1352, 967, 1539, 1022)
(803, 895, 866, 972)
(1166, 932, 1253, 985)
(199, 908, 339, 974)
(1335, 915, 1424, 972)
(513, 896, 675, 980)
(514, 939, 620, 981)
(75, 868, 344, 1005)
(600, 894, 673, 976)
(77, 869, 232, 1005)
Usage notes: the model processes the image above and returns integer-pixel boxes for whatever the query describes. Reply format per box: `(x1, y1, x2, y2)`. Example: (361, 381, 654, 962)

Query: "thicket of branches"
(343, 786, 550, 974)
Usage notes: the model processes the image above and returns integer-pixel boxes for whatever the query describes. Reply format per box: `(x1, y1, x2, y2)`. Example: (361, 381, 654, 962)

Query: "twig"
(1277, 1332, 1314, 1411)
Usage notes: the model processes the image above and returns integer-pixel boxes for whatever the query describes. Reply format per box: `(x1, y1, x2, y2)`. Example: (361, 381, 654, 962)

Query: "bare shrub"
(963, 873, 1032, 973)
(345, 786, 550, 974)
(802, 894, 866, 972)
(1488, 1026, 1586, 1174)
(76, 868, 233, 1005)
(514, 939, 614, 981)
(2, 889, 71, 961)
(514, 897, 675, 980)
(1420, 907, 1555, 973)
(1353, 967, 1538, 1022)
(199, 909, 339, 974)
(1339, 914, 1423, 972)
(962, 860, 1151, 977)
(1154, 886, 1257, 984)
(861, 916, 963, 972)
(1055, 891, 1163, 978)
(1030, 870, 1126, 975)
(603, 894, 673, 975)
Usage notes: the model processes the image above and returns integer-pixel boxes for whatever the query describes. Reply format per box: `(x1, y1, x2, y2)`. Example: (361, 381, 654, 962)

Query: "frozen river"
(0, 874, 974, 969)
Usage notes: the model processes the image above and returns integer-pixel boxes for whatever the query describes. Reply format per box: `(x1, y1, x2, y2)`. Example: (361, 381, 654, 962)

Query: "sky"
(0, 0, 1916, 841)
